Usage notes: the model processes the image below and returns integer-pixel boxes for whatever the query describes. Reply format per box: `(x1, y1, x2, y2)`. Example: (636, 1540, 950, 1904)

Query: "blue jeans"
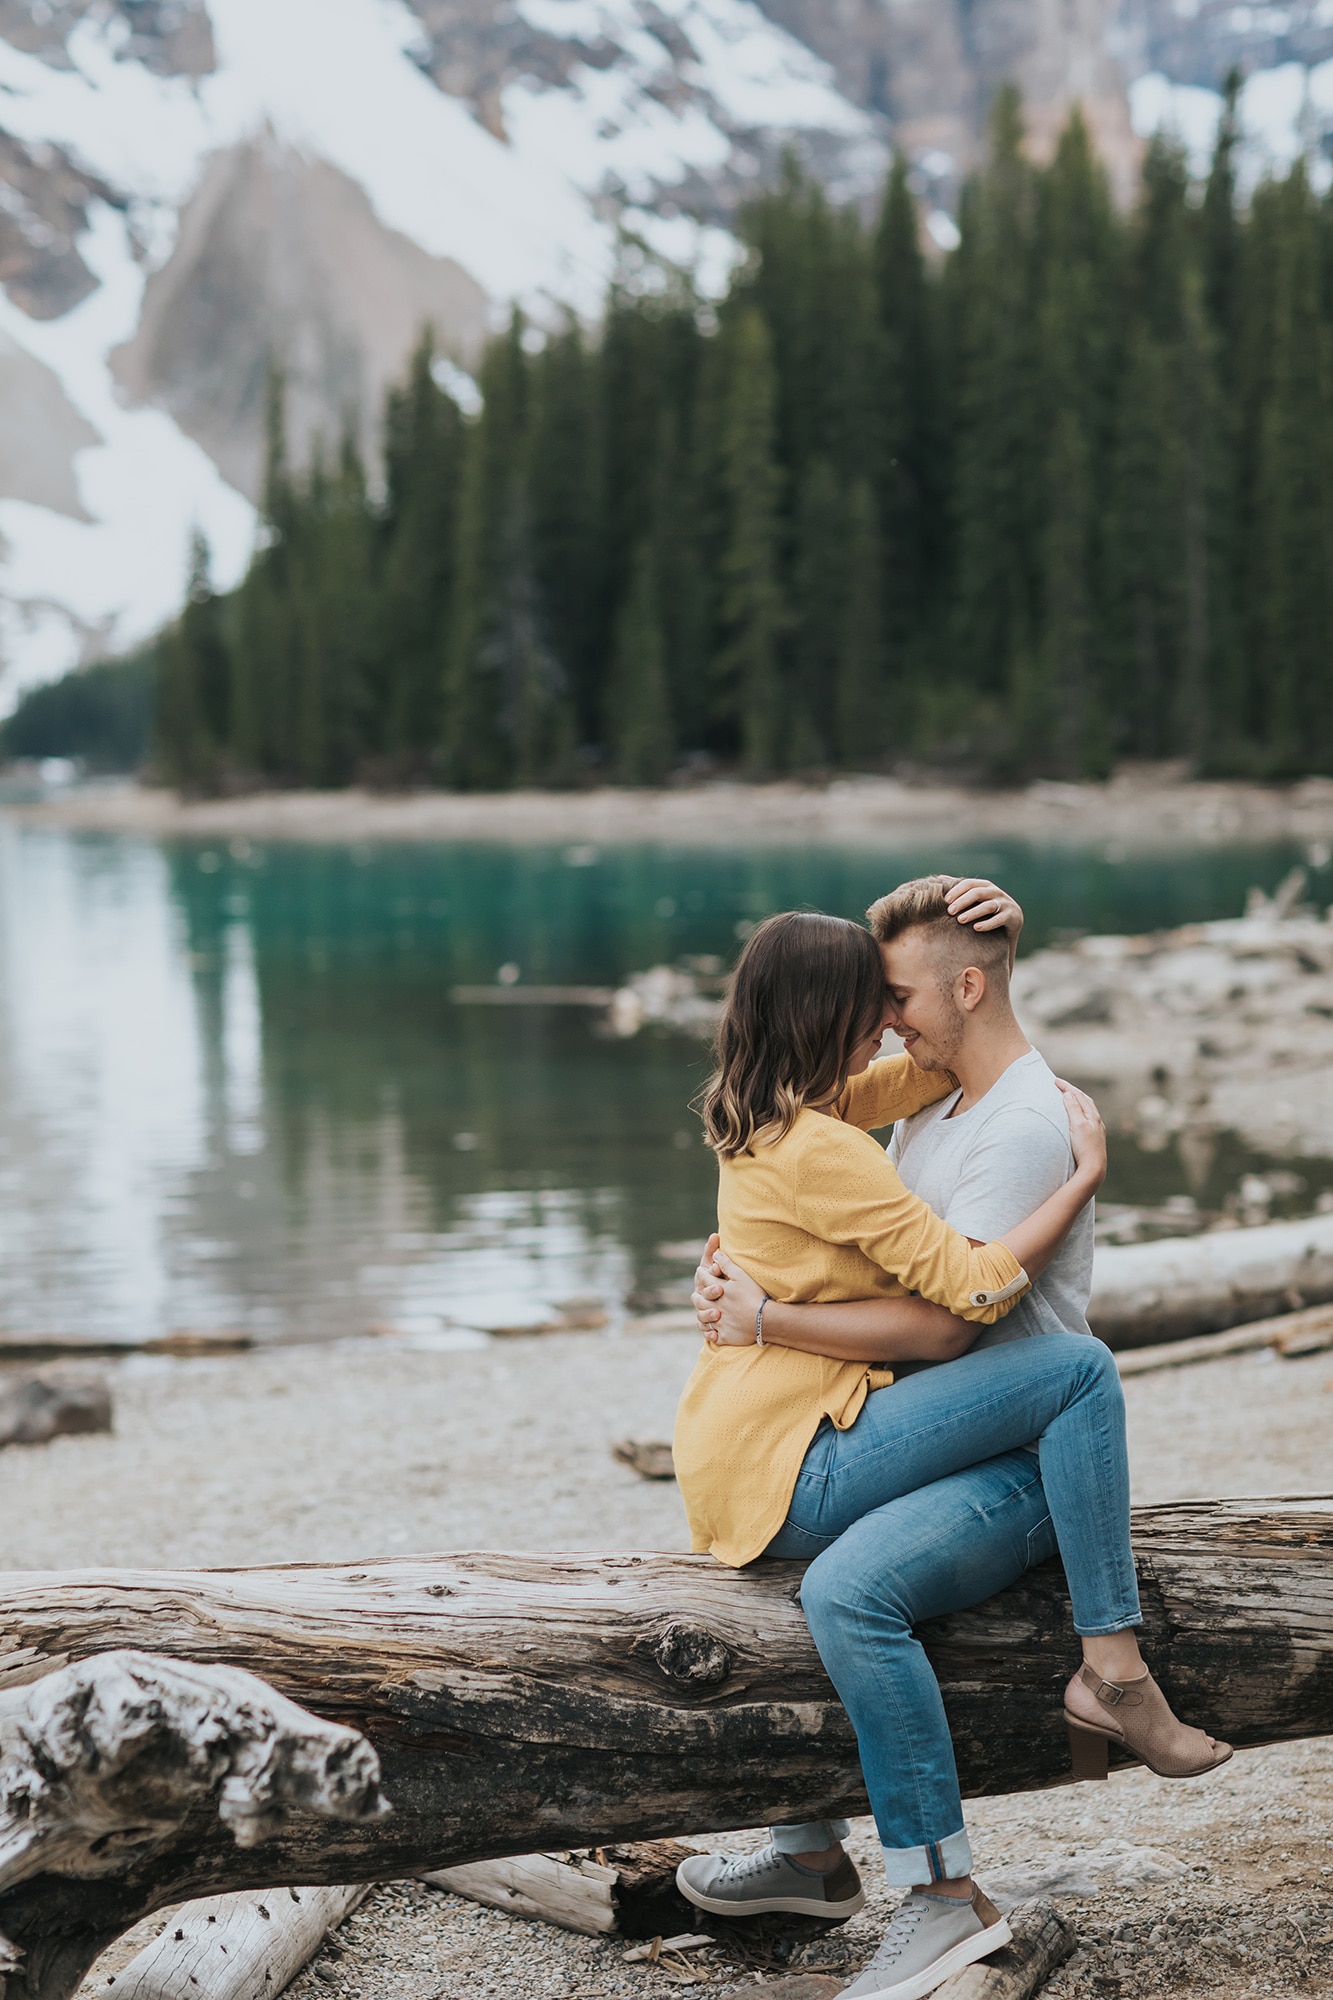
(765, 1335, 1140, 1884)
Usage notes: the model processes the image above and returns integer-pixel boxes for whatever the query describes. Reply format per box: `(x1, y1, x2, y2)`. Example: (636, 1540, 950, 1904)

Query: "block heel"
(1066, 1716, 1111, 1781)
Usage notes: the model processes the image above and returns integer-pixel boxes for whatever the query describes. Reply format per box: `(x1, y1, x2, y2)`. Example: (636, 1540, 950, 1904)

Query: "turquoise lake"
(0, 824, 1324, 1342)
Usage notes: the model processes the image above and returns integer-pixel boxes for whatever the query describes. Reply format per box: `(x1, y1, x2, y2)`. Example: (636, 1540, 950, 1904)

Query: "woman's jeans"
(763, 1334, 1140, 1885)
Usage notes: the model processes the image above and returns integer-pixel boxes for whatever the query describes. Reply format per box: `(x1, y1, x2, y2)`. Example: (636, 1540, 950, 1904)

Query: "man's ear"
(958, 966, 987, 1014)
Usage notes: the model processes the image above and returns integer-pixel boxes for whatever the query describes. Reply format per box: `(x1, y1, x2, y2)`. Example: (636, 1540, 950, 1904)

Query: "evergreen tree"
(607, 536, 673, 782)
(293, 429, 376, 786)
(529, 321, 603, 738)
(715, 308, 785, 774)
(873, 156, 941, 653)
(443, 317, 531, 788)
(379, 330, 465, 769)
(1101, 137, 1194, 763)
(483, 484, 577, 786)
(599, 287, 702, 694)
(648, 408, 707, 750)
(1028, 111, 1119, 774)
(155, 532, 229, 789)
(1253, 164, 1333, 769)
(230, 369, 296, 777)
(789, 455, 843, 765)
(950, 88, 1038, 717)
(1201, 69, 1244, 374)
(835, 478, 886, 764)
(1175, 273, 1219, 768)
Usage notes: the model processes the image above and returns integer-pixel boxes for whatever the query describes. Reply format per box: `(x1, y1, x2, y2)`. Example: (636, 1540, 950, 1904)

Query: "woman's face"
(842, 995, 893, 1079)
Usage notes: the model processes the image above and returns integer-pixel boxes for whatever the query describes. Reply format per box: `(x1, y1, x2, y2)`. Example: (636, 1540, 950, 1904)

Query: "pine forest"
(155, 83, 1333, 791)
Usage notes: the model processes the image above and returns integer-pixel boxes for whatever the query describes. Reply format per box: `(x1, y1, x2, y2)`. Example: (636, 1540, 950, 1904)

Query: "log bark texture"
(0, 1498, 1329, 1993)
(0, 1652, 383, 2000)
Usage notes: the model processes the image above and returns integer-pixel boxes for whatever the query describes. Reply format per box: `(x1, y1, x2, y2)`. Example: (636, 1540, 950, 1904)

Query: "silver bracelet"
(756, 1293, 769, 1346)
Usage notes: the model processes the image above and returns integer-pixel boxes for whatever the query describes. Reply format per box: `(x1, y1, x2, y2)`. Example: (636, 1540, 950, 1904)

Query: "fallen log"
(0, 1498, 1329, 1996)
(1090, 1213, 1333, 1346)
(0, 1333, 252, 1363)
(933, 1899, 1075, 2000)
(97, 1884, 369, 2000)
(1115, 1300, 1333, 1376)
(422, 1838, 701, 1939)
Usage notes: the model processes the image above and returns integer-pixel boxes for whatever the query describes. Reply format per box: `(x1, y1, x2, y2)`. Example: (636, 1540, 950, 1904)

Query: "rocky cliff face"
(756, 0, 1139, 203)
(0, 0, 1323, 708)
(111, 137, 489, 502)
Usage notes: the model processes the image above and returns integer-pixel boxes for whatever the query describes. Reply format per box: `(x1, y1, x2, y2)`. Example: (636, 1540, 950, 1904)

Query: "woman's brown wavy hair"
(698, 911, 886, 1157)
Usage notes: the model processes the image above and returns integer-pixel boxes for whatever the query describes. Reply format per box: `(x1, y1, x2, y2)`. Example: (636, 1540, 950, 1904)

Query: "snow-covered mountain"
(0, 0, 1330, 712)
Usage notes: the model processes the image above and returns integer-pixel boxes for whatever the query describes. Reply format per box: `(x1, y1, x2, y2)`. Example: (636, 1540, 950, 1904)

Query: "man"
(681, 873, 1096, 2000)
(875, 872, 1093, 1358)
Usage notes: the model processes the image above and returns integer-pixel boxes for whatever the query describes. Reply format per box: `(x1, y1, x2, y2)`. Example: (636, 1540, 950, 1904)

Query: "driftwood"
(0, 1334, 251, 1364)
(425, 1849, 623, 1934)
(0, 1651, 383, 2000)
(1089, 1213, 1333, 1346)
(1115, 1300, 1333, 1376)
(612, 1438, 677, 1480)
(1, 1497, 1329, 1996)
(423, 1837, 705, 1939)
(96, 1885, 369, 2000)
(0, 1372, 110, 1450)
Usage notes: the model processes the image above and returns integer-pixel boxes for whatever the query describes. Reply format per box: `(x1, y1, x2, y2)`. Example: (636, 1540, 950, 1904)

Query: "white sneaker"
(676, 1843, 866, 1919)
(838, 1888, 1011, 2000)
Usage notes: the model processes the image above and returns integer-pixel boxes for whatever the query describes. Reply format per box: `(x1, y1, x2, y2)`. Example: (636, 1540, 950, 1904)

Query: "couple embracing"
(669, 874, 1228, 2000)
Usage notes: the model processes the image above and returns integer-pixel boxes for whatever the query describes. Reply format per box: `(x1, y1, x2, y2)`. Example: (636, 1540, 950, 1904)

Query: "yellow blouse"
(673, 1054, 1029, 1566)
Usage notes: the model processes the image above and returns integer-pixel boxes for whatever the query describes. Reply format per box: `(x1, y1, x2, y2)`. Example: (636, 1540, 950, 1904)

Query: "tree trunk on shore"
(1, 1496, 1330, 1998)
(1090, 1213, 1333, 1346)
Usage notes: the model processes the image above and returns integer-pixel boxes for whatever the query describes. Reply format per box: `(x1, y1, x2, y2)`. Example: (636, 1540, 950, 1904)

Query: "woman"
(670, 905, 1227, 2000)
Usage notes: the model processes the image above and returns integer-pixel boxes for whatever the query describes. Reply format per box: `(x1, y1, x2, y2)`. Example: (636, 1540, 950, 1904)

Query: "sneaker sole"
(849, 1916, 1012, 2000)
(675, 1862, 866, 1922)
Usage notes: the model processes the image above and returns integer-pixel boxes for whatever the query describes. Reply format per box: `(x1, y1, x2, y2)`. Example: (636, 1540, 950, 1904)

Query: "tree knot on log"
(633, 1618, 732, 1689)
(0, 1649, 386, 1974)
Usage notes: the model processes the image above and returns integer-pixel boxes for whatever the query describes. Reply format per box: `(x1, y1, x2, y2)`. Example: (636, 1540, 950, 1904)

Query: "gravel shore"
(6, 1326, 1322, 2000)
(13, 769, 1333, 854)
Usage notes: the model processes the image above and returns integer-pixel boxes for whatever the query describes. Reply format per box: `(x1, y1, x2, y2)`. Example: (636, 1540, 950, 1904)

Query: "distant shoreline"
(5, 771, 1333, 851)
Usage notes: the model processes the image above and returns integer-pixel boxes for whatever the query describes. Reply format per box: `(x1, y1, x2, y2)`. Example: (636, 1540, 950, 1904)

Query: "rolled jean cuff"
(881, 1826, 973, 1886)
(770, 1819, 851, 1854)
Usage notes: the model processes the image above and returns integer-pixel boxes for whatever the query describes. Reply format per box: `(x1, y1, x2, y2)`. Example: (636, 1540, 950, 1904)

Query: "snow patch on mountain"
(0, 0, 878, 709)
(1130, 58, 1333, 188)
(0, 198, 253, 706)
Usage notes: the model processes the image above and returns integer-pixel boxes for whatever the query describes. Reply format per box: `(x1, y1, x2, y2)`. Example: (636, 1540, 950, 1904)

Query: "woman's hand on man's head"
(692, 1236, 767, 1345)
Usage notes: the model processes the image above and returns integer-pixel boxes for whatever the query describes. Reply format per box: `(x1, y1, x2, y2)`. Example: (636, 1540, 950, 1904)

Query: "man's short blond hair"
(867, 874, 1010, 988)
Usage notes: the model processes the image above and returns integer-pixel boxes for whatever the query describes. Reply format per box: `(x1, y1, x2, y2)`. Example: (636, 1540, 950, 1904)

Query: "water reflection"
(0, 822, 1324, 1342)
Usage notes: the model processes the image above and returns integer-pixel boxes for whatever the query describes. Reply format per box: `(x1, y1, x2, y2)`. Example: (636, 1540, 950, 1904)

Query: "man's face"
(879, 928, 967, 1071)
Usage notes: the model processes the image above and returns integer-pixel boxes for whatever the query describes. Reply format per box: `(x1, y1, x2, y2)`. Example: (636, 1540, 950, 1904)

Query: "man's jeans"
(764, 1335, 1140, 1885)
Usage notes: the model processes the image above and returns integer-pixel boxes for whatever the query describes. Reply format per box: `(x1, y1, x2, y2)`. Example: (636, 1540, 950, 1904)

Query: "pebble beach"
(0, 1323, 1321, 2000)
